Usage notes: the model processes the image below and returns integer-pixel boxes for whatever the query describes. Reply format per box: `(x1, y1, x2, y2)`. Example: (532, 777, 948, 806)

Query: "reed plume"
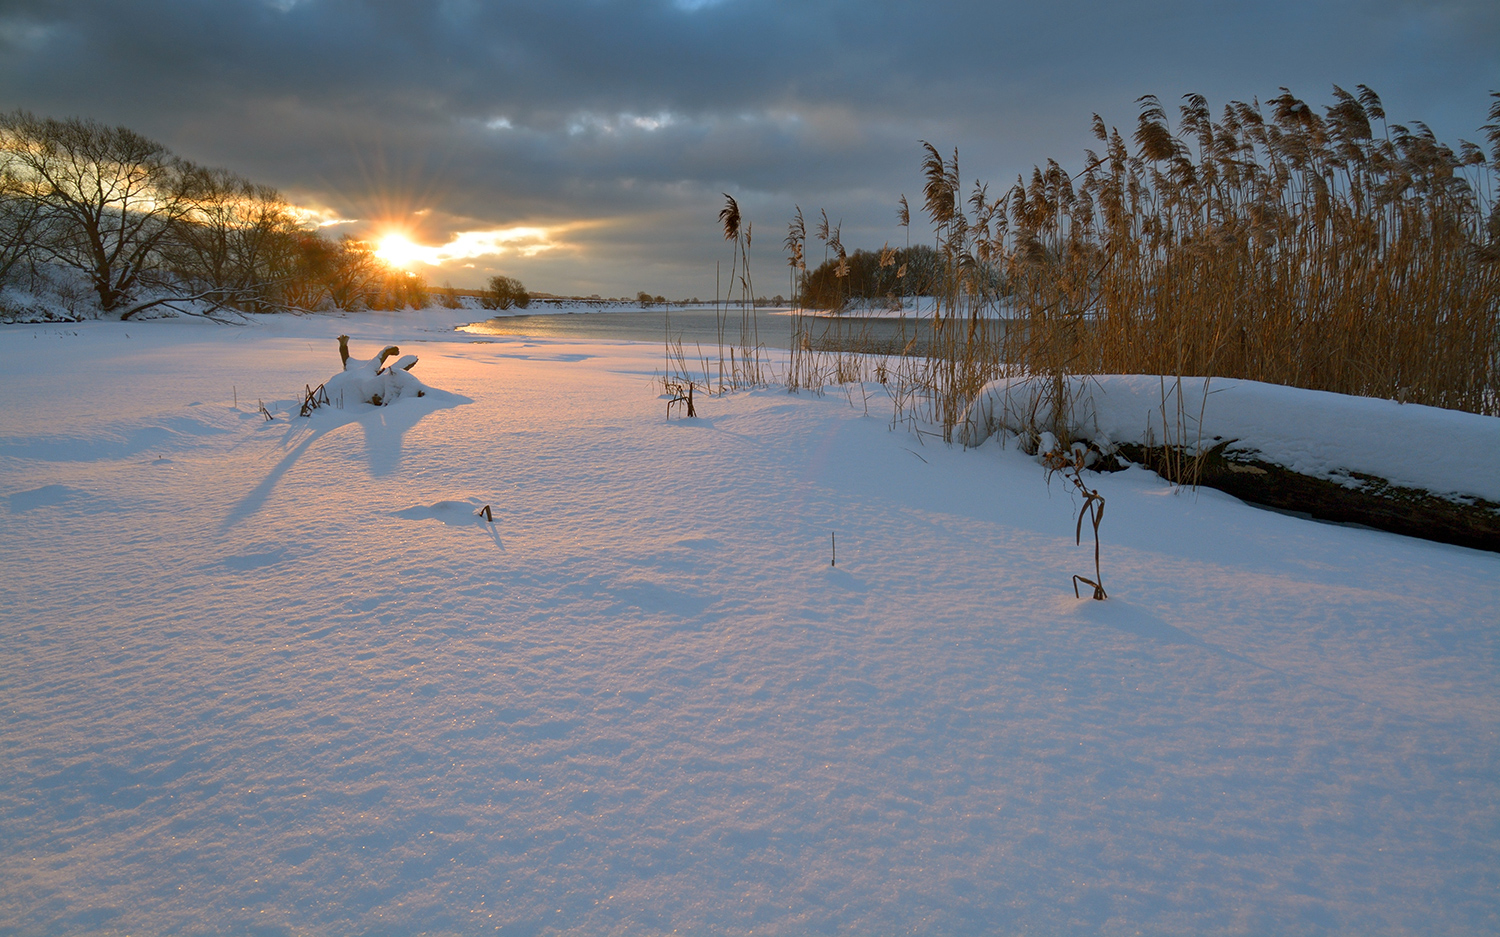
(787, 85, 1500, 442)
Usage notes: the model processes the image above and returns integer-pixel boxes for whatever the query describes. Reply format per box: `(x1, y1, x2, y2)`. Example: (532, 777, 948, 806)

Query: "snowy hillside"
(1, 309, 1496, 936)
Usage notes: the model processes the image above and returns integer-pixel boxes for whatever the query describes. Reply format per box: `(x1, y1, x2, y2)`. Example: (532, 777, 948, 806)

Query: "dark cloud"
(1, 0, 1495, 295)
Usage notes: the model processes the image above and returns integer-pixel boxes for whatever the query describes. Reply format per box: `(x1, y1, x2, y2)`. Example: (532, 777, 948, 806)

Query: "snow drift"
(960, 374, 1500, 503)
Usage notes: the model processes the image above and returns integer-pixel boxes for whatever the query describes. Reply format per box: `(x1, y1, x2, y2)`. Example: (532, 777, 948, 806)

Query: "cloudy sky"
(1, 0, 1495, 297)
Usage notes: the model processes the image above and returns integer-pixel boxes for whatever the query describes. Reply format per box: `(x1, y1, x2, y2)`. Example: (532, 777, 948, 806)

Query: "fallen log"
(1115, 442, 1500, 553)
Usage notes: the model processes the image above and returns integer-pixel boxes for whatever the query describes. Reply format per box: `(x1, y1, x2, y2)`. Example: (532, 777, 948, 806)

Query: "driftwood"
(1114, 442, 1500, 553)
(338, 334, 410, 372)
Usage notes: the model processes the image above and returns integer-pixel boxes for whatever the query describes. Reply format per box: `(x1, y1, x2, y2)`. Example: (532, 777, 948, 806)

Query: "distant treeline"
(0, 111, 442, 319)
(797, 244, 950, 310)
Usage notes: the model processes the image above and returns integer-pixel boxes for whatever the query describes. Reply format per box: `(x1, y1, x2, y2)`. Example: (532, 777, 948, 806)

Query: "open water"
(460, 306, 1006, 356)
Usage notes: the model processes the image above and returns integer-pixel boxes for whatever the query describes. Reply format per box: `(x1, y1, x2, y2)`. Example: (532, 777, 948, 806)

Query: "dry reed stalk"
(782, 86, 1498, 451)
(709, 193, 770, 392)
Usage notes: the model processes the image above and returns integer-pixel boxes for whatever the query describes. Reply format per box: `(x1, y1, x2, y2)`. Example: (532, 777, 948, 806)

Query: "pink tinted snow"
(0, 310, 1496, 936)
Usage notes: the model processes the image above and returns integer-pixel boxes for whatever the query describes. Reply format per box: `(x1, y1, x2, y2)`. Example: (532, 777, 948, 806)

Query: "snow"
(1, 309, 1497, 936)
(962, 374, 1500, 502)
(321, 338, 444, 411)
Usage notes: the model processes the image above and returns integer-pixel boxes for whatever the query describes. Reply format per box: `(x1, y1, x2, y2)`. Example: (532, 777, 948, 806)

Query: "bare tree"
(0, 110, 197, 315)
(167, 167, 305, 312)
(325, 236, 385, 310)
(0, 148, 42, 286)
(481, 275, 529, 310)
(378, 269, 429, 310)
(270, 230, 337, 311)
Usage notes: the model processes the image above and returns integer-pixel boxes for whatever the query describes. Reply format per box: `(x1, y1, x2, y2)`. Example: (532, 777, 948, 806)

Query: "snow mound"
(961, 375, 1500, 502)
(393, 499, 495, 526)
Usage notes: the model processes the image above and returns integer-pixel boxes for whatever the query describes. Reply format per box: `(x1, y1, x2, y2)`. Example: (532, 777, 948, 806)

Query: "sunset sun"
(375, 232, 422, 267)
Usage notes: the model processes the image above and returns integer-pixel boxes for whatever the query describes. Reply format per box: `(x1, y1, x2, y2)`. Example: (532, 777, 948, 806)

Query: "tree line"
(797, 244, 948, 310)
(0, 111, 438, 319)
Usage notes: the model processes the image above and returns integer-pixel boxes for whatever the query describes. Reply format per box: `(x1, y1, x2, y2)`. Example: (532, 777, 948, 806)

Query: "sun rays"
(370, 225, 569, 268)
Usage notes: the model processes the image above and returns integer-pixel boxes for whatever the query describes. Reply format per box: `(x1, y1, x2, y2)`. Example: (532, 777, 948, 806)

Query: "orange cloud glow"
(372, 226, 565, 267)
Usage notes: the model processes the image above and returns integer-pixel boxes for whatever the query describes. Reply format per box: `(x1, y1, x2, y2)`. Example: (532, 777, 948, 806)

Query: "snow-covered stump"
(323, 334, 428, 409)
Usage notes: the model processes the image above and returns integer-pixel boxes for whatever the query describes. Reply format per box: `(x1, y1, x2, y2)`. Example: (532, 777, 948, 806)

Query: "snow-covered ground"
(1, 309, 1496, 936)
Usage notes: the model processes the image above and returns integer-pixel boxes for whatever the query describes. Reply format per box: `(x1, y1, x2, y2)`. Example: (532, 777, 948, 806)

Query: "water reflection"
(460, 307, 1006, 356)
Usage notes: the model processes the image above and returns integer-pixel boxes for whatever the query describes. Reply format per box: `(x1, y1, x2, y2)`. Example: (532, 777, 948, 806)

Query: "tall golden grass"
(788, 86, 1500, 440)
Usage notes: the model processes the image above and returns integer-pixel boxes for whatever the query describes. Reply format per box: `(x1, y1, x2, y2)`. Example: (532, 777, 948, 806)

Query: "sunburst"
(375, 232, 423, 268)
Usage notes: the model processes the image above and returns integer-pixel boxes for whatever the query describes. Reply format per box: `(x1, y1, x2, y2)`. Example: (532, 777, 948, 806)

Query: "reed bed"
(777, 86, 1500, 442)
